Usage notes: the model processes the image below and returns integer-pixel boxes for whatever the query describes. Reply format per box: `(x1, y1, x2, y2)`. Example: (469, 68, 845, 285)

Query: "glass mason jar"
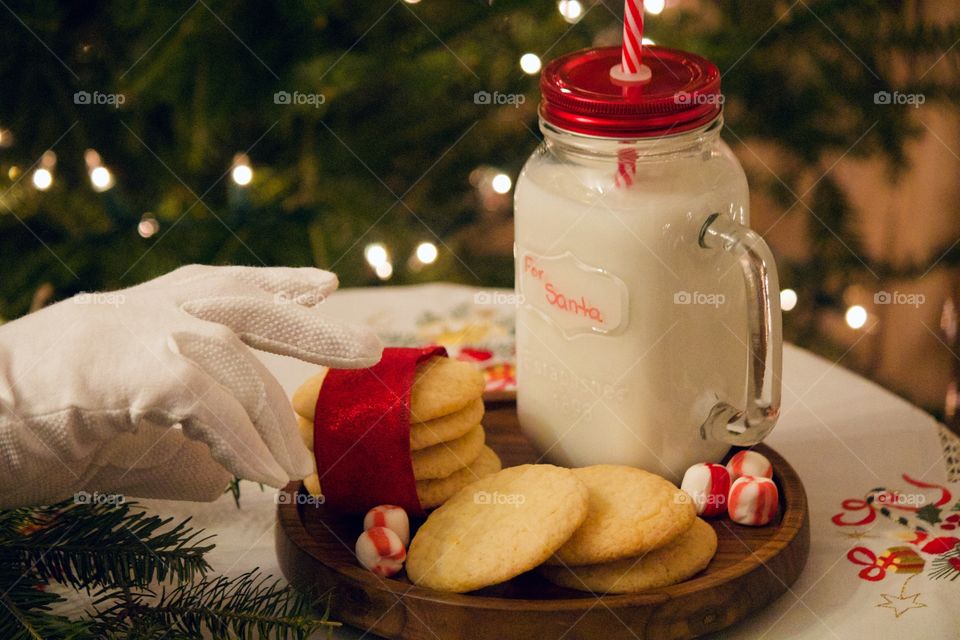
(514, 46, 781, 481)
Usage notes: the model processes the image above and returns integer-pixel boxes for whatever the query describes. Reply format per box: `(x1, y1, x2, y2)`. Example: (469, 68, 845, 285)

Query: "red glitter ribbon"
(313, 346, 446, 516)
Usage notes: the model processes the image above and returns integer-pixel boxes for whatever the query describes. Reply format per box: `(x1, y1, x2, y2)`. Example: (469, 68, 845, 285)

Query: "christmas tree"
(2, 1, 959, 362)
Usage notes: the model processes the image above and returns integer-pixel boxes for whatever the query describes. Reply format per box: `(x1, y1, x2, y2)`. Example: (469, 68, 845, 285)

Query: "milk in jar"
(514, 46, 782, 481)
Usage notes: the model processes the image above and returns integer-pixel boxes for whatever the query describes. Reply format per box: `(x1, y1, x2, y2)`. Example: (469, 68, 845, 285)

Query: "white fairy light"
(231, 164, 252, 186)
(646, 0, 665, 15)
(845, 305, 868, 330)
(520, 53, 542, 75)
(90, 166, 114, 192)
(84, 148, 102, 168)
(375, 261, 394, 280)
(491, 173, 512, 194)
(415, 241, 438, 264)
(32, 168, 53, 191)
(558, 0, 583, 23)
(642, 37, 656, 45)
(780, 289, 797, 312)
(231, 154, 253, 187)
(364, 243, 389, 268)
(138, 215, 159, 238)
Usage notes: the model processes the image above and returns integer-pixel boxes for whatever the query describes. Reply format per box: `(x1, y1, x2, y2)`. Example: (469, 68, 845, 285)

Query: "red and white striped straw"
(610, 0, 652, 83)
(621, 0, 644, 75)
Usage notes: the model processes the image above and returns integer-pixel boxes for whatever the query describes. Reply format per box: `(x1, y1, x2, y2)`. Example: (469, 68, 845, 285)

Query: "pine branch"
(225, 477, 266, 508)
(226, 477, 243, 509)
(0, 499, 213, 590)
(0, 573, 91, 640)
(89, 571, 339, 640)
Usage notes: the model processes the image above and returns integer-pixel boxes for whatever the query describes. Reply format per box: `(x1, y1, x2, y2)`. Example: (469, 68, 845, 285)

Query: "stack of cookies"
(538, 465, 716, 594)
(406, 463, 717, 594)
(291, 355, 502, 509)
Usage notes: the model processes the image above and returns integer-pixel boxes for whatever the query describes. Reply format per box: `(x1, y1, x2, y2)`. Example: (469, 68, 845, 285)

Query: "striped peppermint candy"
(356, 526, 407, 577)
(728, 476, 779, 526)
(364, 504, 410, 546)
(681, 463, 731, 518)
(726, 450, 773, 482)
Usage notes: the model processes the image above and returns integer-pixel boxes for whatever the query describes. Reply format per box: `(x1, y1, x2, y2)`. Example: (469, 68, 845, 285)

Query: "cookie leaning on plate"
(547, 464, 697, 566)
(540, 518, 717, 593)
(406, 464, 589, 593)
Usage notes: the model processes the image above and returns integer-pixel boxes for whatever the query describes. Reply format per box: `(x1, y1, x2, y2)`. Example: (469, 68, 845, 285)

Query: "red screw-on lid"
(540, 46, 722, 138)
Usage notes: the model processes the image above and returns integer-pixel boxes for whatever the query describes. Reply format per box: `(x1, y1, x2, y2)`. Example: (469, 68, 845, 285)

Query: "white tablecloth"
(139, 284, 959, 640)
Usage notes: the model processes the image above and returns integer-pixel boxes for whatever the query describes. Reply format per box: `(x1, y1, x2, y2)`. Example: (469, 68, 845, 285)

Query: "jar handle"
(698, 212, 782, 445)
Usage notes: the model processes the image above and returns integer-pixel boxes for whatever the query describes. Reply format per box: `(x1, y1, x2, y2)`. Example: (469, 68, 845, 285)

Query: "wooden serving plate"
(276, 402, 809, 639)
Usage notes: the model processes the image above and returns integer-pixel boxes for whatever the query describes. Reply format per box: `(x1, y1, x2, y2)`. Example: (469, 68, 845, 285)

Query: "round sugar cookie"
(410, 425, 485, 480)
(416, 446, 502, 509)
(410, 398, 484, 451)
(292, 358, 483, 423)
(291, 370, 327, 419)
(296, 414, 314, 450)
(406, 464, 589, 593)
(409, 356, 486, 422)
(547, 465, 696, 567)
(540, 518, 717, 593)
(303, 473, 322, 497)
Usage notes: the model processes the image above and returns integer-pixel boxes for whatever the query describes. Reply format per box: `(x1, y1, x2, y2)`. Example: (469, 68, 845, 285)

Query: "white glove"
(0, 265, 382, 508)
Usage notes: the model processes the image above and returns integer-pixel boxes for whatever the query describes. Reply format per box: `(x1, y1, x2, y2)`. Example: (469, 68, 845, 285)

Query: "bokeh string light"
(31, 150, 57, 191)
(364, 242, 393, 280)
(558, 0, 584, 23)
(364, 243, 388, 269)
(84, 149, 114, 192)
(646, 0, 665, 15)
(90, 166, 113, 191)
(231, 153, 253, 186)
(780, 289, 797, 312)
(31, 168, 52, 191)
(491, 173, 512, 194)
(520, 53, 542, 75)
(415, 241, 438, 265)
(845, 305, 868, 330)
(137, 214, 159, 239)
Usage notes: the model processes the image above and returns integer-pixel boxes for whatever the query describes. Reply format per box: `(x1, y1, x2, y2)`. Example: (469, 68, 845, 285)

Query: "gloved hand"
(0, 265, 382, 508)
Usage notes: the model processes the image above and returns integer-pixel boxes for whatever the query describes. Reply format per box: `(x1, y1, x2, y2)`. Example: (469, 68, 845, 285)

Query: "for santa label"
(517, 250, 628, 337)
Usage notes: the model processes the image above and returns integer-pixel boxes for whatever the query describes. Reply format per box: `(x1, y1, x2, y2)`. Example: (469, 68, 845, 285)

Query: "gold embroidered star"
(876, 589, 927, 618)
(840, 529, 870, 541)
